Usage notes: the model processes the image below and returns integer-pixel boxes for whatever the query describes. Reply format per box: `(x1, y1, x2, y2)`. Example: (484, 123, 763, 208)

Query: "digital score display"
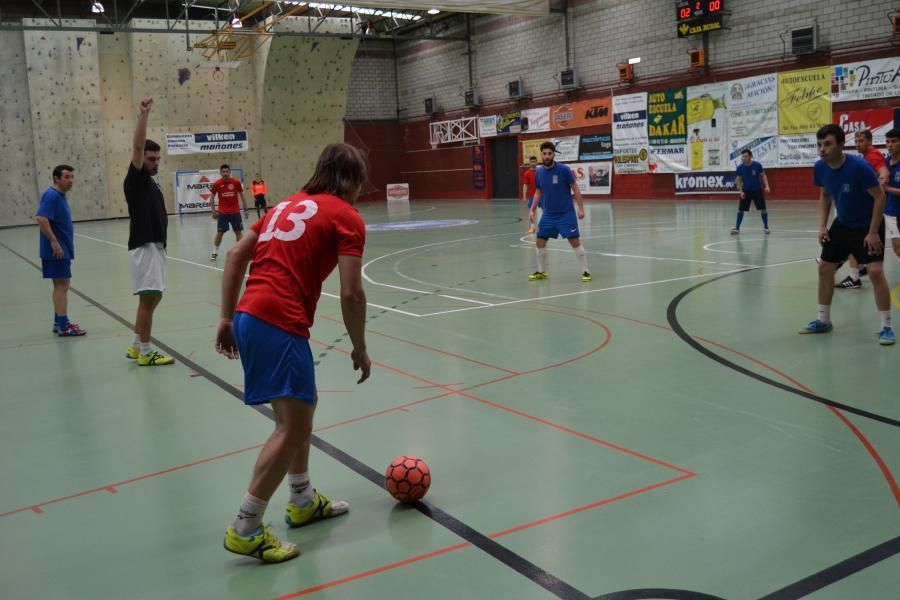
(676, 0, 724, 22)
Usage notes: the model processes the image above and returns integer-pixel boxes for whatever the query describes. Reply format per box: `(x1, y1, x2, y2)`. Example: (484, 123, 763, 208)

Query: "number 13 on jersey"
(259, 199, 319, 242)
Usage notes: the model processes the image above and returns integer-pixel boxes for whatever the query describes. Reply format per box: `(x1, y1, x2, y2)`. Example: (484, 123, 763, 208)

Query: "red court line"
(275, 473, 695, 599)
(0, 443, 264, 519)
(321, 315, 519, 374)
(551, 304, 900, 507)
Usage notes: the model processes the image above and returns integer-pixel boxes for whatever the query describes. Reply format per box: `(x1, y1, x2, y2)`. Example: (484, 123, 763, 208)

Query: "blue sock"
(761, 212, 769, 228)
(735, 212, 744, 229)
(56, 314, 69, 328)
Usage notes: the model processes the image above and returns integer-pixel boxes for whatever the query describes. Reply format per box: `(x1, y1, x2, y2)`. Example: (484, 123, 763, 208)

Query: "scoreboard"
(676, 0, 724, 22)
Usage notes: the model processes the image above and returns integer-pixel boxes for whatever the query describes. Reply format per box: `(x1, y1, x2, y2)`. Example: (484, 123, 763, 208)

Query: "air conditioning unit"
(507, 79, 524, 99)
(689, 48, 706, 69)
(617, 63, 634, 82)
(464, 89, 478, 107)
(424, 96, 437, 115)
(790, 24, 818, 55)
(559, 68, 577, 90)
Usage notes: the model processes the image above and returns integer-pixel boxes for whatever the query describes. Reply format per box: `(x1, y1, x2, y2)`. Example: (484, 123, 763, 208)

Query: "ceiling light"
(427, 8, 440, 14)
(231, 16, 243, 28)
(628, 57, 641, 65)
(91, 1, 105, 13)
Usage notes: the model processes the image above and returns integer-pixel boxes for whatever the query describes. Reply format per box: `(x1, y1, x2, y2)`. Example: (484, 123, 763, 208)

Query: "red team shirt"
(523, 169, 536, 198)
(862, 147, 885, 173)
(211, 178, 244, 214)
(236, 192, 366, 338)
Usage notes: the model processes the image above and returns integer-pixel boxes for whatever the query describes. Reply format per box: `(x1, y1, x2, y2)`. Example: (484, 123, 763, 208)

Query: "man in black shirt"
(124, 97, 174, 366)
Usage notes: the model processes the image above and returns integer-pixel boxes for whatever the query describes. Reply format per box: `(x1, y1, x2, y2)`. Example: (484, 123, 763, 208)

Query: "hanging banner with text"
(613, 92, 649, 174)
(549, 97, 613, 130)
(479, 115, 498, 138)
(571, 162, 612, 195)
(674, 171, 738, 194)
(166, 130, 249, 155)
(521, 108, 551, 133)
(578, 134, 613, 160)
(472, 145, 486, 189)
(832, 57, 900, 102)
(648, 88, 687, 146)
(777, 134, 819, 168)
(687, 82, 730, 171)
(496, 111, 522, 135)
(834, 107, 899, 146)
(174, 168, 243, 213)
(778, 67, 832, 135)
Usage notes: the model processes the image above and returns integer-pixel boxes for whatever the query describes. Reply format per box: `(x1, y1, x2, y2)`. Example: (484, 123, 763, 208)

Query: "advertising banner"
(687, 82, 730, 171)
(521, 107, 551, 133)
(479, 115, 498, 138)
(578, 134, 613, 160)
(648, 88, 687, 146)
(777, 134, 819, 168)
(571, 162, 612, 195)
(674, 171, 738, 194)
(832, 57, 900, 102)
(613, 93, 649, 174)
(166, 131, 248, 155)
(778, 67, 832, 135)
(549, 97, 612, 130)
(833, 107, 899, 146)
(497, 110, 522, 135)
(174, 168, 243, 214)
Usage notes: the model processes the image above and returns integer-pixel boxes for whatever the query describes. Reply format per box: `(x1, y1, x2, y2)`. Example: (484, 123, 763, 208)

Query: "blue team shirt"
(886, 156, 900, 218)
(813, 154, 879, 230)
(736, 161, 764, 191)
(35, 187, 74, 260)
(534, 162, 576, 215)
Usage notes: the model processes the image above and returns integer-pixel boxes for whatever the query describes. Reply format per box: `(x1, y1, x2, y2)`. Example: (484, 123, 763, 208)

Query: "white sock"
(213, 245, 220, 255)
(849, 267, 859, 281)
(574, 245, 588, 273)
(139, 341, 152, 355)
(132, 333, 140, 347)
(232, 492, 268, 536)
(287, 472, 314, 507)
(536, 247, 547, 272)
(817, 304, 831, 323)
(880, 311, 892, 329)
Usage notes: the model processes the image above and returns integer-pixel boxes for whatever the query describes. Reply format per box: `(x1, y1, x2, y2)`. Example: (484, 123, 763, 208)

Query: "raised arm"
(131, 97, 153, 171)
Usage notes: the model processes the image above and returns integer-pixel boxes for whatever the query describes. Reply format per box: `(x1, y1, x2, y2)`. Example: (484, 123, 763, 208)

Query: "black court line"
(0, 241, 589, 600)
(758, 534, 900, 599)
(666, 268, 900, 429)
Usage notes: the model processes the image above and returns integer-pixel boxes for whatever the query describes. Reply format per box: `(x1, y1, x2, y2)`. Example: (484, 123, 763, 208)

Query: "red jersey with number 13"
(236, 192, 366, 337)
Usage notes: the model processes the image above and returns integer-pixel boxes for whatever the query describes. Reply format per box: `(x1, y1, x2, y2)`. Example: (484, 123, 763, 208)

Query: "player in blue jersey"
(883, 128, 900, 260)
(732, 149, 771, 235)
(800, 124, 894, 345)
(527, 141, 590, 282)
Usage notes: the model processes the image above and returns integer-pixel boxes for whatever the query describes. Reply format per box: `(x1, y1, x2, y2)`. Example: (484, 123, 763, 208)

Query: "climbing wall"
(98, 32, 134, 219)
(259, 18, 358, 202)
(0, 31, 38, 227)
(23, 20, 110, 222)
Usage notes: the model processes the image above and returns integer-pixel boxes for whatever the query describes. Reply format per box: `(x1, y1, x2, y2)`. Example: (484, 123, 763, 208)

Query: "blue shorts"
(233, 312, 316, 406)
(42, 259, 71, 279)
(217, 213, 244, 233)
(537, 213, 580, 240)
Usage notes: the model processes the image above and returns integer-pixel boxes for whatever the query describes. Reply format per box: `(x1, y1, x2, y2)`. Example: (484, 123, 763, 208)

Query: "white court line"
(74, 233, 423, 318)
(703, 236, 813, 254)
(416, 258, 813, 318)
(511, 244, 760, 268)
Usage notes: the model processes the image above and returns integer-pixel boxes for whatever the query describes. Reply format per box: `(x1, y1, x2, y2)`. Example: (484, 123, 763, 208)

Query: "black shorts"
(820, 220, 885, 265)
(739, 189, 766, 212)
(254, 194, 266, 208)
(217, 213, 243, 233)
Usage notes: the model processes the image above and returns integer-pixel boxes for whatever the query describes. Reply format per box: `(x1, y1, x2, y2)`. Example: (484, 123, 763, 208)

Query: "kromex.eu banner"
(675, 172, 739, 194)
(166, 131, 249, 155)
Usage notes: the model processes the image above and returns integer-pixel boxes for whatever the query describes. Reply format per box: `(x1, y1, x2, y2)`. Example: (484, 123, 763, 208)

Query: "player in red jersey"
(216, 144, 371, 563)
(209, 164, 248, 260)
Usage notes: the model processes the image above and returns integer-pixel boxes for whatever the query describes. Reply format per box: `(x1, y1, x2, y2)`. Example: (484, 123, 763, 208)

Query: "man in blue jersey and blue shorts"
(35, 164, 86, 337)
(527, 141, 590, 282)
(731, 149, 771, 235)
(883, 128, 900, 260)
(800, 124, 894, 345)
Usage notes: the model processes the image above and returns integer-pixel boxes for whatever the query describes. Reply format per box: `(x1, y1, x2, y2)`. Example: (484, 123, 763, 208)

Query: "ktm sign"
(550, 98, 612, 130)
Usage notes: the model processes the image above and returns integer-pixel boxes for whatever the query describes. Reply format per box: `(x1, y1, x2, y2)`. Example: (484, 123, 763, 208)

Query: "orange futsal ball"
(385, 456, 431, 503)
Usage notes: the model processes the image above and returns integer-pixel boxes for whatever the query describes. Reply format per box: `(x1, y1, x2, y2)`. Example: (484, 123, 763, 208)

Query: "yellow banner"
(778, 67, 832, 135)
(522, 139, 550, 162)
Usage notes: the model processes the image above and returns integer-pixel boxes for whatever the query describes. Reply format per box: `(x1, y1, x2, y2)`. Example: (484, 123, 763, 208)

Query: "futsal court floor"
(1, 199, 898, 600)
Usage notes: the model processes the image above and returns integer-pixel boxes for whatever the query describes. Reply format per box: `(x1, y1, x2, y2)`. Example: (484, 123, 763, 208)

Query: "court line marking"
(511, 244, 761, 267)
(416, 258, 813, 318)
(73, 233, 423, 318)
(702, 236, 813, 254)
